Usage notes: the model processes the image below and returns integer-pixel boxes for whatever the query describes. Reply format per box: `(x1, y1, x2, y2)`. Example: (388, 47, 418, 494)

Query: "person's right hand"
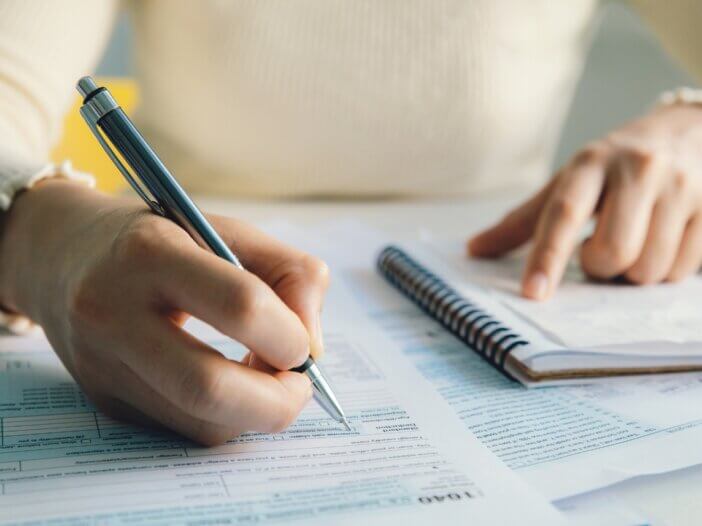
(0, 179, 330, 445)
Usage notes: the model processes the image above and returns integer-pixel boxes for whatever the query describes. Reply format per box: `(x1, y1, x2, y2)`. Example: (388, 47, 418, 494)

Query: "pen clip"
(79, 106, 166, 217)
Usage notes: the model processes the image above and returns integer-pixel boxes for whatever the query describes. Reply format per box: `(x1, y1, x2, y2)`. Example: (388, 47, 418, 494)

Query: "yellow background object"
(50, 78, 138, 193)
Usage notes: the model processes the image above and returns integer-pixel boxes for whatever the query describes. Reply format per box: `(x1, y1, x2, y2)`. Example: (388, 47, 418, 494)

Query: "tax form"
(282, 220, 702, 502)
(0, 291, 563, 524)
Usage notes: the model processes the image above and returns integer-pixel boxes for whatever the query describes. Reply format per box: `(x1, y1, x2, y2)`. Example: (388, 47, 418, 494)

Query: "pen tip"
(342, 418, 352, 431)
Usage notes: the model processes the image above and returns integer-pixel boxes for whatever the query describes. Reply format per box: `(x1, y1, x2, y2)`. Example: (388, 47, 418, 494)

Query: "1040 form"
(0, 295, 563, 524)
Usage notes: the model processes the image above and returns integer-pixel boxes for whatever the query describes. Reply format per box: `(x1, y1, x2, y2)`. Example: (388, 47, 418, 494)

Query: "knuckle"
(622, 146, 654, 167)
(670, 171, 690, 193)
(628, 166, 652, 187)
(228, 280, 267, 325)
(268, 400, 298, 434)
(583, 239, 638, 277)
(113, 216, 175, 265)
(607, 243, 637, 269)
(535, 244, 560, 267)
(179, 365, 226, 416)
(666, 267, 689, 283)
(192, 425, 236, 447)
(666, 273, 681, 283)
(619, 149, 659, 184)
(571, 144, 604, 168)
(624, 266, 656, 285)
(114, 223, 158, 264)
(547, 196, 580, 224)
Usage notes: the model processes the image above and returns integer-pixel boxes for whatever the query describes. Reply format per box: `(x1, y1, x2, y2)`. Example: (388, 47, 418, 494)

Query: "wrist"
(0, 179, 102, 322)
(0, 189, 33, 316)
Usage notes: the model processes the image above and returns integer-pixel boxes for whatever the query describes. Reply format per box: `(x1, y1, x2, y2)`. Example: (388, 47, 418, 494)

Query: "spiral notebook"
(377, 245, 702, 386)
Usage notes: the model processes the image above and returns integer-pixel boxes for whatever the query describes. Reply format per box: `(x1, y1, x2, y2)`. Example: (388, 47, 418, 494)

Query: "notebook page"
(423, 236, 702, 349)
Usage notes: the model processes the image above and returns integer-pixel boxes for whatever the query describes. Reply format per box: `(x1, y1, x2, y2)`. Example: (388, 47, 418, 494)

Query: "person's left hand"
(468, 102, 702, 300)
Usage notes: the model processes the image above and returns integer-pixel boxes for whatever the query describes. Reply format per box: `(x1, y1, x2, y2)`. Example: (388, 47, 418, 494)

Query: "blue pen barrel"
(98, 109, 165, 207)
(97, 109, 240, 265)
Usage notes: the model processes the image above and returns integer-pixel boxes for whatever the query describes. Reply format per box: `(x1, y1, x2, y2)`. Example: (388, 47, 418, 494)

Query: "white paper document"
(278, 221, 702, 501)
(0, 292, 562, 524)
(554, 491, 655, 526)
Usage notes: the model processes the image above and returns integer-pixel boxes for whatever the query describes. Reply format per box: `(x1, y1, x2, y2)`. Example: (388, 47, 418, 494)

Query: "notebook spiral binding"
(377, 245, 529, 379)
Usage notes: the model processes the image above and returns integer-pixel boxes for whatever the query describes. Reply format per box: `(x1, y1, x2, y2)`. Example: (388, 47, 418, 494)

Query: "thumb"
(468, 183, 552, 258)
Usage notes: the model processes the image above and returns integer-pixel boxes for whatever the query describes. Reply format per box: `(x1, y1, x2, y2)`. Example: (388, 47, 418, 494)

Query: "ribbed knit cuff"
(658, 87, 702, 107)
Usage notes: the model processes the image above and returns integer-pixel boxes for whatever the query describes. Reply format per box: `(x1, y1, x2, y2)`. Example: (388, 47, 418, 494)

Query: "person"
(1, 1, 701, 444)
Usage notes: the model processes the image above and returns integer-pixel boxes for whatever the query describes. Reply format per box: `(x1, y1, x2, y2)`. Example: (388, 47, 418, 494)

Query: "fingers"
(580, 153, 664, 279)
(120, 319, 313, 437)
(471, 141, 702, 298)
(156, 242, 311, 370)
(624, 189, 690, 284)
(94, 375, 240, 446)
(668, 214, 702, 281)
(468, 148, 608, 300)
(522, 156, 605, 300)
(209, 216, 330, 359)
(468, 182, 553, 258)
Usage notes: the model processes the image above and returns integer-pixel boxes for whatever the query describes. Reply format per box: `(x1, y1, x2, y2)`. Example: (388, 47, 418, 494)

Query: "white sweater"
(0, 0, 701, 203)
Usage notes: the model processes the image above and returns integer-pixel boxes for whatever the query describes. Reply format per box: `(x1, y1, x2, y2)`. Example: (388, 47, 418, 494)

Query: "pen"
(76, 76, 350, 431)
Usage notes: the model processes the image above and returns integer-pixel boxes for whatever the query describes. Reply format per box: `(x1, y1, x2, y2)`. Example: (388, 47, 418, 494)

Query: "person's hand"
(0, 180, 329, 444)
(468, 103, 702, 300)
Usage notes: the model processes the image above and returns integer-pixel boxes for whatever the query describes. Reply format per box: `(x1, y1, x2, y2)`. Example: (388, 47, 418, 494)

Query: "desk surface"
(196, 195, 702, 526)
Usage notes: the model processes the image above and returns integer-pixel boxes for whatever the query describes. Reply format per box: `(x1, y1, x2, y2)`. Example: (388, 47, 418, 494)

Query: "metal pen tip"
(341, 418, 351, 431)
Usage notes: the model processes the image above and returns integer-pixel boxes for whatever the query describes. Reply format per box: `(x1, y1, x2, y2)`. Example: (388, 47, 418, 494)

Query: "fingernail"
(524, 272, 549, 300)
(467, 236, 483, 257)
(310, 314, 325, 360)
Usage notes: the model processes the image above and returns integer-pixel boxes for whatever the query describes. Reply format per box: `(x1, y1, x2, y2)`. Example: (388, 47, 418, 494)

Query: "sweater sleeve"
(0, 0, 118, 210)
(627, 0, 702, 83)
